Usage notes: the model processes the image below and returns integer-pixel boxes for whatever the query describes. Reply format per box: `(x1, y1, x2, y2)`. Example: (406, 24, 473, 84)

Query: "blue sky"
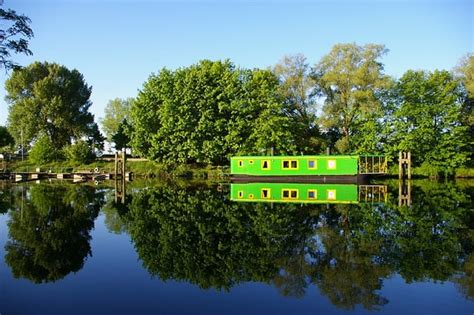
(0, 0, 472, 125)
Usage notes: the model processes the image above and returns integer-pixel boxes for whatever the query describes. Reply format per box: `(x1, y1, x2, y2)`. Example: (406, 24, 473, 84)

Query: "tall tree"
(5, 61, 102, 150)
(273, 54, 322, 153)
(0, 125, 14, 148)
(0, 4, 34, 71)
(312, 43, 391, 153)
(100, 97, 133, 143)
(388, 70, 469, 174)
(130, 60, 296, 165)
(454, 54, 474, 164)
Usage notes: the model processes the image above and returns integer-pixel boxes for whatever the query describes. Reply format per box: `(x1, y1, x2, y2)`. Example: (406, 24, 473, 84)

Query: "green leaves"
(387, 70, 469, 174)
(5, 61, 102, 158)
(0, 6, 34, 71)
(130, 60, 297, 165)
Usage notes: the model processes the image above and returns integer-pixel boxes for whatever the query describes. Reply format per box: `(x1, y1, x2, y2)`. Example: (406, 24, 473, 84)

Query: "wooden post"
(399, 152, 411, 179)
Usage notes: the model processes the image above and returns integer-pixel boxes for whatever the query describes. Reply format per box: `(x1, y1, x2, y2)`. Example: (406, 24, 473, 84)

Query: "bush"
(64, 140, 95, 164)
(29, 134, 60, 165)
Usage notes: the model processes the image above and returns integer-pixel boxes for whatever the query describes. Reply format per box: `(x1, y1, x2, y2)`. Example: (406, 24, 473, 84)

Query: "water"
(0, 180, 472, 314)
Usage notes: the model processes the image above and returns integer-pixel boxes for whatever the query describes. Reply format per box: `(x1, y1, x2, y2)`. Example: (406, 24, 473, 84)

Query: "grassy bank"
(5, 159, 229, 181)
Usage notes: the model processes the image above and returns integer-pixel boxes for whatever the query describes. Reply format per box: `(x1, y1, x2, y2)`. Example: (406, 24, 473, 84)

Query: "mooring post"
(407, 152, 411, 179)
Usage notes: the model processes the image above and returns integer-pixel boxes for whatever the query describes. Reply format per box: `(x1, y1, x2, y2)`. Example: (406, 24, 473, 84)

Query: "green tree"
(0, 5, 34, 71)
(130, 60, 296, 165)
(28, 133, 59, 164)
(0, 125, 14, 149)
(455, 54, 474, 163)
(111, 119, 131, 151)
(100, 97, 133, 143)
(273, 54, 322, 152)
(63, 140, 95, 164)
(387, 70, 469, 174)
(312, 43, 391, 153)
(5, 61, 101, 150)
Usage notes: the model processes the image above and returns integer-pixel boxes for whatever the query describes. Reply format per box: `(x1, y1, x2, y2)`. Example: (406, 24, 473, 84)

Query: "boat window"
(327, 190, 336, 200)
(261, 188, 271, 199)
(327, 159, 336, 170)
(308, 160, 317, 169)
(238, 160, 243, 167)
(308, 190, 317, 199)
(282, 189, 298, 199)
(238, 191, 243, 198)
(262, 160, 270, 170)
(282, 160, 298, 169)
(249, 194, 254, 199)
(249, 160, 254, 164)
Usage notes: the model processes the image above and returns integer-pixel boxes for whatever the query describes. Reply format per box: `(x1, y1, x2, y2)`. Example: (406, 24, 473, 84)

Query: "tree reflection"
(125, 184, 318, 290)
(4, 184, 103, 283)
(121, 180, 473, 310)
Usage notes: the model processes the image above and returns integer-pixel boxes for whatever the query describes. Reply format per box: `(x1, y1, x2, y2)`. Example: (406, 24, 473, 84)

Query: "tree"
(100, 97, 133, 143)
(387, 70, 469, 174)
(0, 125, 14, 148)
(455, 54, 474, 163)
(111, 119, 131, 151)
(0, 5, 34, 71)
(64, 140, 95, 164)
(273, 54, 323, 153)
(5, 61, 101, 150)
(130, 60, 297, 165)
(28, 133, 59, 164)
(312, 43, 391, 153)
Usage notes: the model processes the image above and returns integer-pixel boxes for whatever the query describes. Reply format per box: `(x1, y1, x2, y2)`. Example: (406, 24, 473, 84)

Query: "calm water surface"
(0, 180, 473, 315)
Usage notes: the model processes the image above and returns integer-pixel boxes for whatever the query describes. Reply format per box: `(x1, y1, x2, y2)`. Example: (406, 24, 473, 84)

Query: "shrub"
(29, 134, 59, 164)
(64, 140, 95, 164)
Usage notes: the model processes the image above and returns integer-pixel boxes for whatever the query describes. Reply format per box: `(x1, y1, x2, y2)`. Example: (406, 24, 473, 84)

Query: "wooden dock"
(1, 171, 132, 183)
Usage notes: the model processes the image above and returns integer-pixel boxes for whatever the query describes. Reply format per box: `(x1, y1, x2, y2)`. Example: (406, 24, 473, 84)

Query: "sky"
(0, 0, 472, 126)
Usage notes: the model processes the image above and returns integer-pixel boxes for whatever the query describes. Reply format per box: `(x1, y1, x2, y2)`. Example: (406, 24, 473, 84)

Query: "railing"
(358, 155, 388, 174)
(358, 185, 388, 203)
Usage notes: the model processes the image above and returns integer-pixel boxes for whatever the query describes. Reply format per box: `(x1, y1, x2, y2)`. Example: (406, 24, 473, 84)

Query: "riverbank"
(4, 159, 473, 180)
(5, 160, 229, 181)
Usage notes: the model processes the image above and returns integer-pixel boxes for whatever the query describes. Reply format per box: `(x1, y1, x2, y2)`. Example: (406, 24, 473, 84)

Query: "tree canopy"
(0, 5, 33, 71)
(100, 97, 133, 143)
(386, 70, 469, 174)
(130, 60, 297, 165)
(5, 61, 102, 151)
(312, 43, 391, 154)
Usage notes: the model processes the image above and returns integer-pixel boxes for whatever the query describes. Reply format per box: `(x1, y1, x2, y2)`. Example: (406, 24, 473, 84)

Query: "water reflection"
(1, 179, 473, 311)
(3, 183, 104, 283)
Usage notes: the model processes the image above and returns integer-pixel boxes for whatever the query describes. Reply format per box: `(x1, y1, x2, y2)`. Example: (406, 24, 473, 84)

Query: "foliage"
(28, 133, 60, 164)
(386, 70, 469, 174)
(111, 119, 131, 151)
(130, 60, 296, 165)
(312, 43, 391, 154)
(0, 125, 14, 149)
(455, 54, 474, 164)
(5, 184, 102, 283)
(123, 184, 314, 290)
(5, 61, 102, 150)
(63, 140, 95, 164)
(100, 97, 133, 142)
(272, 54, 322, 153)
(0, 5, 33, 71)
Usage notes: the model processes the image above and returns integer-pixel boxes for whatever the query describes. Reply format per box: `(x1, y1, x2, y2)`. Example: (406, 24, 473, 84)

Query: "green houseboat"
(230, 155, 387, 183)
(230, 183, 387, 204)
